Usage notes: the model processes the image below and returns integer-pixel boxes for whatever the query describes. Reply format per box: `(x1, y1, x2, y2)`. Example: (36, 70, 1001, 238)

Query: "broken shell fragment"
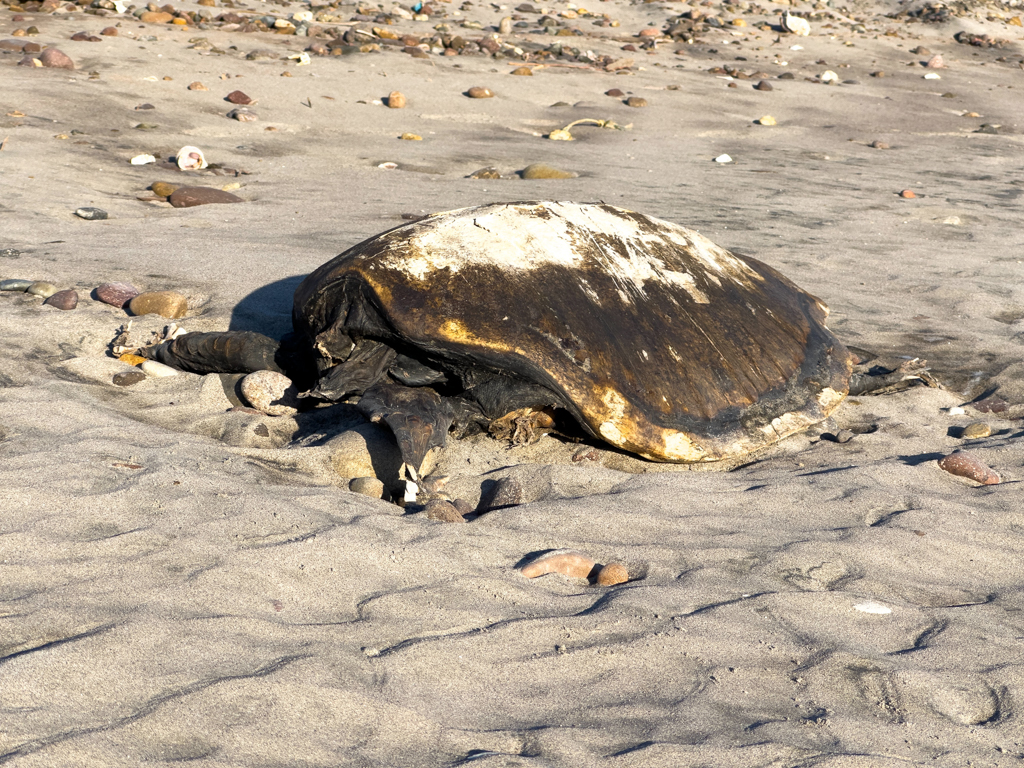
(938, 452, 1000, 485)
(130, 154, 156, 165)
(520, 550, 597, 580)
(176, 145, 208, 170)
(782, 11, 810, 36)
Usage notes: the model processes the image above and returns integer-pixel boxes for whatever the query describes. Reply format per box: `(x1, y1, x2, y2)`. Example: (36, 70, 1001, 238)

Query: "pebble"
(227, 107, 258, 122)
(75, 207, 108, 220)
(424, 499, 466, 523)
(27, 281, 58, 298)
(139, 10, 174, 22)
(961, 422, 992, 439)
(871, 140, 890, 149)
(131, 154, 156, 165)
(510, 66, 533, 76)
(469, 167, 501, 179)
(925, 54, 944, 68)
(923, 73, 941, 80)
(151, 182, 180, 197)
(18, 56, 42, 68)
(899, 189, 917, 199)
(240, 369, 300, 416)
(400, 132, 423, 140)
(938, 451, 999, 485)
(757, 115, 777, 126)
(95, 281, 140, 308)
(128, 290, 188, 318)
(0, 248, 21, 258)
(755, 80, 774, 91)
(118, 353, 146, 365)
(349, 476, 386, 499)
(521, 163, 577, 179)
(625, 96, 647, 108)
(714, 154, 733, 163)
(0, 279, 32, 291)
(39, 48, 74, 69)
(466, 86, 493, 98)
(521, 551, 596, 580)
(112, 369, 147, 387)
(488, 476, 525, 509)
(605, 88, 625, 98)
(387, 91, 406, 108)
(596, 562, 629, 586)
(141, 359, 179, 377)
(101, 27, 117, 36)
(225, 90, 253, 104)
(188, 81, 208, 91)
(43, 289, 78, 310)
(168, 187, 243, 208)
(820, 70, 839, 83)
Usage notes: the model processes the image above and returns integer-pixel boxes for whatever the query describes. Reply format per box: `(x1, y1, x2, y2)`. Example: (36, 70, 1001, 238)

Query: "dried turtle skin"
(293, 201, 854, 462)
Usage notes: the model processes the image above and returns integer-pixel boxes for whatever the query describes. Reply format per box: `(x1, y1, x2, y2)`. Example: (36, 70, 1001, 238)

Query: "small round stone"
(168, 187, 243, 208)
(101, 26, 118, 36)
(466, 86, 493, 98)
(0, 279, 32, 291)
(139, 10, 174, 22)
(150, 182, 179, 197)
(900, 189, 917, 199)
(757, 115, 777, 125)
(188, 81, 209, 91)
(240, 370, 300, 416)
(400, 132, 423, 140)
(0, 248, 21, 258)
(227, 107, 258, 122)
(75, 207, 108, 220)
(425, 499, 466, 523)
(27, 281, 58, 298)
(625, 96, 648, 107)
(754, 80, 773, 91)
(871, 140, 890, 149)
(128, 290, 188, 318)
(43, 289, 78, 310)
(596, 562, 629, 586)
(469, 167, 501, 179)
(225, 90, 253, 104)
(112, 369, 147, 387)
(510, 66, 533, 76)
(118, 353, 146, 365)
(349, 476, 386, 499)
(39, 48, 74, 69)
(521, 163, 577, 179)
(961, 422, 991, 439)
(605, 88, 625, 97)
(95, 282, 140, 308)
(140, 360, 179, 377)
(387, 90, 406, 108)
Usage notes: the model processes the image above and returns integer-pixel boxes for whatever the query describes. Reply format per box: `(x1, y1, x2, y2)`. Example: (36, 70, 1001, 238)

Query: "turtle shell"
(293, 202, 853, 462)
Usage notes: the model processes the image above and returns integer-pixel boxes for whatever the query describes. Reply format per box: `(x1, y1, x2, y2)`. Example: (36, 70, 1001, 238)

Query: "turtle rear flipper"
(357, 381, 455, 502)
(142, 331, 285, 375)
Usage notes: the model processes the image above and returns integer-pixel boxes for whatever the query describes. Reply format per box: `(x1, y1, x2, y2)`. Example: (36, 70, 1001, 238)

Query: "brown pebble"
(39, 48, 74, 69)
(425, 499, 466, 523)
(466, 86, 493, 99)
(596, 562, 629, 586)
(18, 56, 42, 67)
(755, 80, 773, 91)
(387, 90, 406, 108)
(139, 10, 174, 22)
(150, 181, 179, 197)
(521, 551, 596, 579)
(521, 163, 577, 180)
(227, 107, 257, 122)
(605, 88, 625, 97)
(453, 498, 474, 517)
(128, 290, 188, 319)
(168, 186, 243, 208)
(510, 66, 533, 76)
(727, 82, 738, 88)
(469, 167, 501, 179)
(871, 140, 890, 149)
(225, 89, 253, 104)
(100, 26, 118, 36)
(187, 81, 208, 91)
(961, 422, 992, 439)
(95, 282, 139, 308)
(43, 289, 78, 310)
(349, 476, 386, 499)
(938, 452, 999, 485)
(899, 189, 917, 199)
(625, 96, 648, 108)
(112, 369, 147, 387)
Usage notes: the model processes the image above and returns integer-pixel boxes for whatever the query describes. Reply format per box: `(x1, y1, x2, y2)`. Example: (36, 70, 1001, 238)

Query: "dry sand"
(1, 0, 1023, 764)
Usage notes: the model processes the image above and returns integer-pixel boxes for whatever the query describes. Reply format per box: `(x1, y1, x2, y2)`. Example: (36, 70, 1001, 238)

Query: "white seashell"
(820, 70, 839, 83)
(782, 11, 810, 36)
(948, 406, 966, 415)
(130, 154, 156, 165)
(378, 162, 399, 169)
(923, 72, 941, 80)
(176, 145, 208, 170)
(790, 44, 803, 50)
(292, 10, 312, 21)
(713, 154, 733, 163)
(113, 0, 127, 11)
(140, 360, 179, 378)
(853, 601, 892, 615)
(289, 52, 311, 66)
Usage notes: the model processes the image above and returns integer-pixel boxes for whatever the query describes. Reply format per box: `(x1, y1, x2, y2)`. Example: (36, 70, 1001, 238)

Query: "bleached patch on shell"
(376, 202, 760, 304)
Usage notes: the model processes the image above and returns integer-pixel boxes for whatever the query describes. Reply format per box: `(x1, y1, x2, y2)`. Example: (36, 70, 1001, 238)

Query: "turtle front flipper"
(357, 381, 455, 504)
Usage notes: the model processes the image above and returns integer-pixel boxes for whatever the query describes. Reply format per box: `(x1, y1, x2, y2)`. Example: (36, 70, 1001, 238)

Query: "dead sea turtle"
(141, 202, 854, 491)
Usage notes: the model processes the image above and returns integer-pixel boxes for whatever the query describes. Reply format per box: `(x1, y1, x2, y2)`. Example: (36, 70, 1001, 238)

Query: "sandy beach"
(1, 0, 1023, 763)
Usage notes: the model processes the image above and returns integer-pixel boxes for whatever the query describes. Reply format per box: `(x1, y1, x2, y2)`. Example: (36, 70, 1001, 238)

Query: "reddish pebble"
(925, 54, 944, 68)
(605, 88, 625, 97)
(637, 27, 660, 37)
(938, 452, 1000, 485)
(101, 26, 118, 36)
(39, 48, 75, 69)
(95, 281, 140, 308)
(43, 289, 78, 310)
(168, 186, 243, 208)
(225, 90, 253, 104)
(899, 189, 917, 198)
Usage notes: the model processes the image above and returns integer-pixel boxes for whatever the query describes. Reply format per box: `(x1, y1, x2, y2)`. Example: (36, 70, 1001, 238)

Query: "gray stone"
(0, 279, 32, 291)
(349, 476, 386, 499)
(75, 207, 109, 220)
